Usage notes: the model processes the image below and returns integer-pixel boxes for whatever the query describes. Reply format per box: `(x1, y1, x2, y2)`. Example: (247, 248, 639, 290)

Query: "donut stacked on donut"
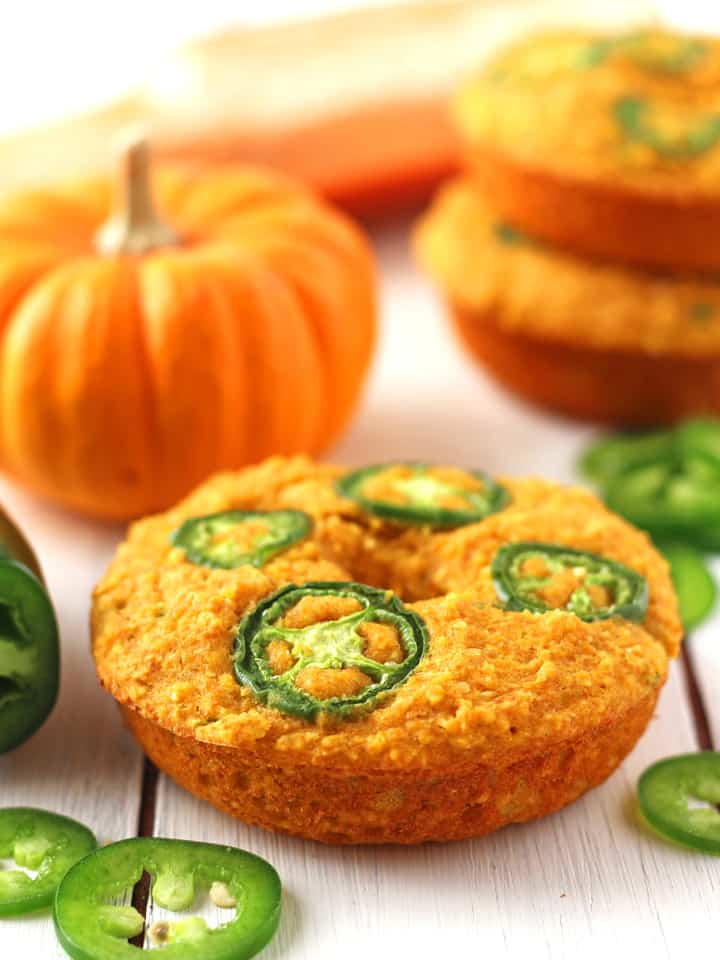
(92, 457, 681, 844)
(417, 28, 720, 424)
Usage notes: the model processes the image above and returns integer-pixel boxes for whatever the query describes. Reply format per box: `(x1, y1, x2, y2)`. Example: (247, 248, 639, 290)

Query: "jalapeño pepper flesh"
(658, 543, 717, 630)
(0, 808, 96, 916)
(492, 542, 648, 622)
(0, 510, 59, 754)
(336, 462, 509, 527)
(605, 451, 720, 547)
(580, 420, 720, 551)
(171, 509, 312, 569)
(579, 430, 675, 488)
(638, 752, 720, 854)
(53, 837, 281, 960)
(234, 581, 428, 721)
(614, 96, 720, 159)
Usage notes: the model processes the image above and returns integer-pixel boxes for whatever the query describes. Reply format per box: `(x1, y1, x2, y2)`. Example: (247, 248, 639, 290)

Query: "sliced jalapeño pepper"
(676, 417, 720, 465)
(171, 509, 312, 569)
(336, 462, 509, 527)
(580, 420, 720, 551)
(492, 542, 648, 622)
(658, 543, 717, 630)
(53, 837, 281, 960)
(0, 509, 59, 754)
(638, 752, 720, 854)
(579, 430, 675, 488)
(605, 451, 720, 547)
(0, 808, 96, 916)
(234, 581, 428, 721)
(614, 96, 720, 159)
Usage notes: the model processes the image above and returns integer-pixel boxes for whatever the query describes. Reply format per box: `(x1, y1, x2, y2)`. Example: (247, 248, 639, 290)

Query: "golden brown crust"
(454, 29, 720, 271)
(122, 688, 658, 844)
(450, 301, 720, 425)
(465, 146, 720, 274)
(414, 179, 720, 358)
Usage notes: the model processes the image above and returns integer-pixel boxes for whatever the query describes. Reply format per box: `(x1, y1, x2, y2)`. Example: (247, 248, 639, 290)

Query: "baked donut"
(92, 457, 681, 844)
(415, 179, 720, 425)
(454, 28, 720, 272)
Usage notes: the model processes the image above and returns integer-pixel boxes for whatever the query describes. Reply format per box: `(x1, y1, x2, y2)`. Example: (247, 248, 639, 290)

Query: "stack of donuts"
(416, 28, 720, 425)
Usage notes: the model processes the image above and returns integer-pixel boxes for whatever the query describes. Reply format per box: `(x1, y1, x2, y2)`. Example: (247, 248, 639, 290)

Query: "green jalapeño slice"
(336, 462, 509, 527)
(234, 581, 428, 721)
(492, 542, 648, 622)
(0, 510, 59, 754)
(605, 450, 720, 548)
(0, 808, 96, 916)
(53, 837, 281, 960)
(614, 96, 720, 159)
(171, 509, 312, 569)
(638, 753, 720, 854)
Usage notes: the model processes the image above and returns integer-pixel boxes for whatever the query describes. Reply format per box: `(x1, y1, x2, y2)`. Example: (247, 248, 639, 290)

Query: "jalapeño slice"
(638, 752, 720, 854)
(53, 837, 281, 960)
(171, 509, 312, 570)
(492, 542, 648, 622)
(234, 581, 428, 721)
(579, 430, 675, 488)
(614, 96, 720, 159)
(0, 808, 96, 916)
(658, 543, 717, 631)
(336, 462, 509, 527)
(605, 451, 720, 547)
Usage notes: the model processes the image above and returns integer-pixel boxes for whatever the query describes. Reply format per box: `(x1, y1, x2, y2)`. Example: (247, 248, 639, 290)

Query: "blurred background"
(0, 0, 715, 188)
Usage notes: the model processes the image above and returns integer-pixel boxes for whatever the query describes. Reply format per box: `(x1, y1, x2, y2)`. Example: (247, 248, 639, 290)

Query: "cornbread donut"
(92, 457, 681, 844)
(454, 29, 720, 272)
(415, 179, 720, 425)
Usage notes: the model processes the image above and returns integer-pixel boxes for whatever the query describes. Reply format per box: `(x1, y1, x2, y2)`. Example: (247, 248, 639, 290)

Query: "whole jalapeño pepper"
(0, 507, 59, 753)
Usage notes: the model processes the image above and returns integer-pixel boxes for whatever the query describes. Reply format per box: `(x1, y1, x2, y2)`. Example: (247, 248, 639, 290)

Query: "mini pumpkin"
(0, 139, 376, 519)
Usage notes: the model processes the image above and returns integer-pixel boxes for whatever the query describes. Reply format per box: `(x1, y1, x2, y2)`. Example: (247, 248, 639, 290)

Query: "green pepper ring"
(53, 836, 281, 960)
(0, 807, 97, 916)
(234, 581, 428, 721)
(171, 509, 313, 570)
(336, 462, 510, 528)
(638, 752, 720, 854)
(491, 542, 649, 623)
(604, 450, 720, 537)
(614, 96, 720, 160)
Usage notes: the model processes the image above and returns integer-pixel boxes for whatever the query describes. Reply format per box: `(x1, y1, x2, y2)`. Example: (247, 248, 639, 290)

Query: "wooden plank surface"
(2, 221, 718, 957)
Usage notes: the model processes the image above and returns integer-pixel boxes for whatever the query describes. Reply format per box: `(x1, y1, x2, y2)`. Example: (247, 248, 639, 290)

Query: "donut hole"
(294, 666, 372, 699)
(357, 621, 404, 664)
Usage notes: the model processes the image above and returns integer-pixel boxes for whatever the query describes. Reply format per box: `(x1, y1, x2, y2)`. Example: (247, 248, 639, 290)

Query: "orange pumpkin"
(0, 140, 376, 519)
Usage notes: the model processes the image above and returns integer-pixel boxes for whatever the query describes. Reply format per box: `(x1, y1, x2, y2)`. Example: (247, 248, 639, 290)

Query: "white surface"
(1, 221, 718, 957)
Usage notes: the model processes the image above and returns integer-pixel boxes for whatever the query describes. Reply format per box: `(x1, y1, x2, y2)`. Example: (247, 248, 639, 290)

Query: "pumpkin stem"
(95, 132, 181, 255)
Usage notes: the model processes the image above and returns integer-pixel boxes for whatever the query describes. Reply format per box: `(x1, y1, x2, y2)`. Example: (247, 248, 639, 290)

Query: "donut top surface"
(415, 179, 720, 357)
(455, 28, 720, 193)
(92, 457, 681, 771)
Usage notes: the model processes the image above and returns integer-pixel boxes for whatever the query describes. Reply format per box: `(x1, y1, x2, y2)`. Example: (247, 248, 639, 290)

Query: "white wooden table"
(2, 221, 718, 958)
